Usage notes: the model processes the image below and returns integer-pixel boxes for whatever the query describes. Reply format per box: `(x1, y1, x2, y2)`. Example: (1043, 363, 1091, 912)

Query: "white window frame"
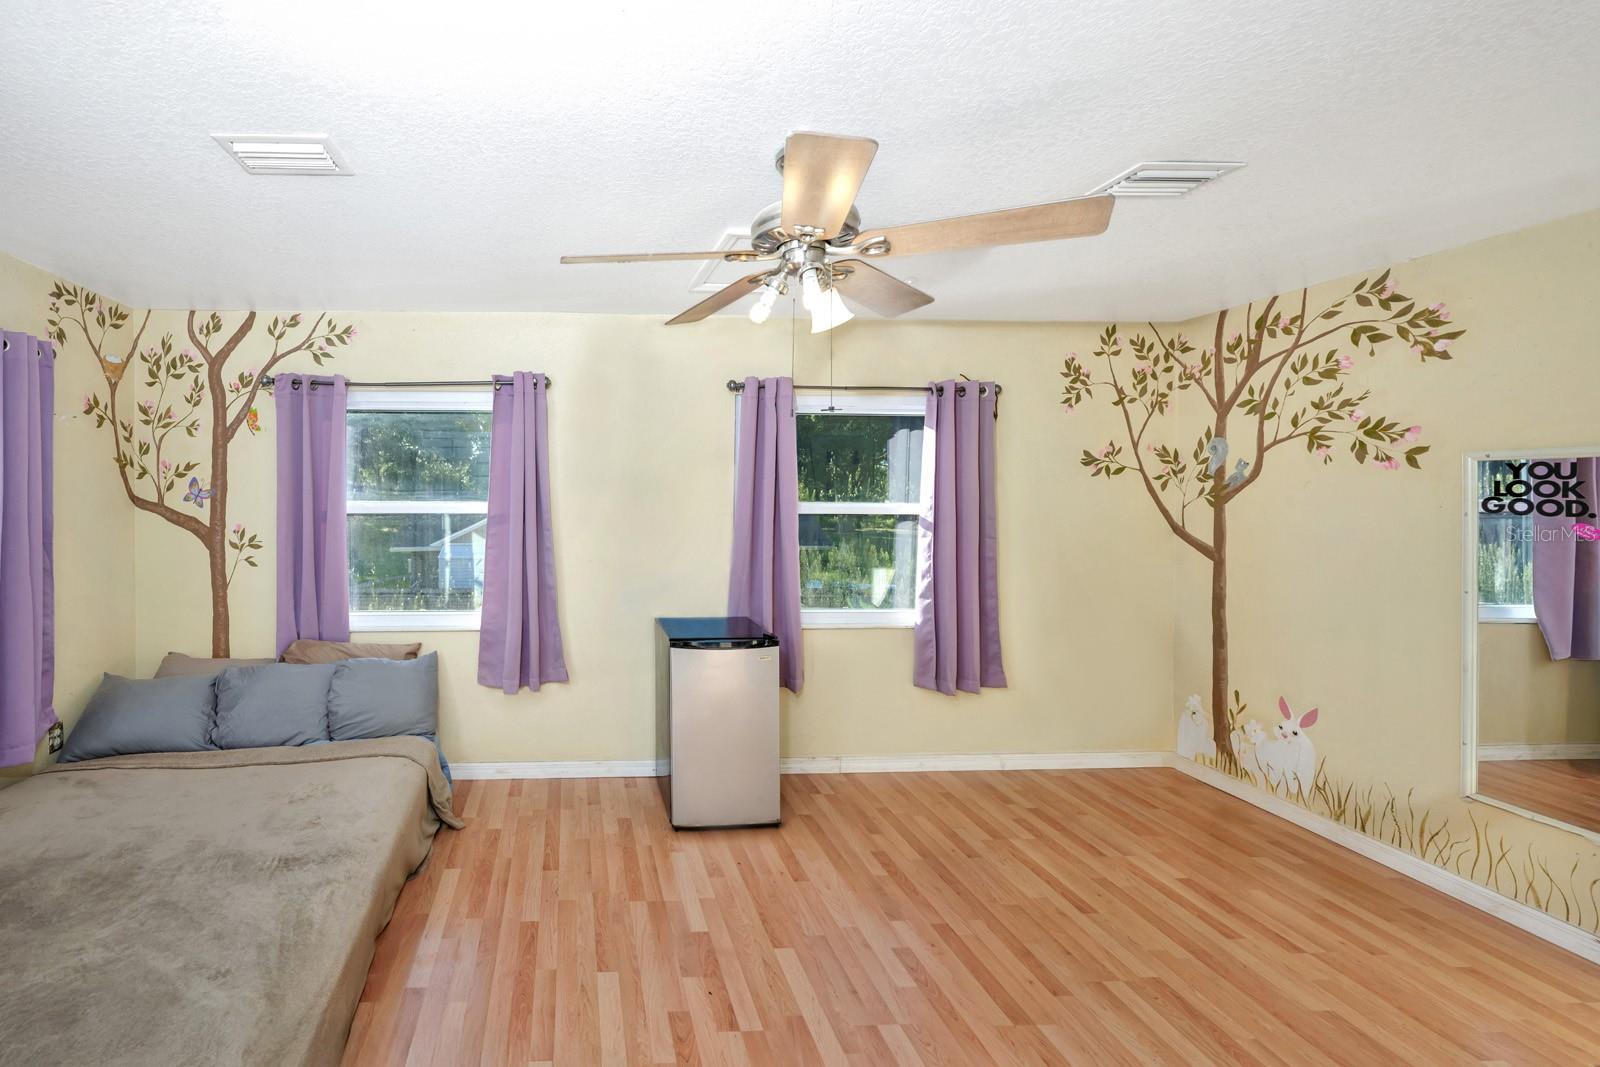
(1478, 602, 1536, 623)
(346, 388, 493, 632)
(792, 389, 925, 630)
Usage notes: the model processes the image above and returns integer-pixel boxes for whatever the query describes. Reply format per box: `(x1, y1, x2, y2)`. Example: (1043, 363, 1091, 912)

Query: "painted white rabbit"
(1254, 697, 1319, 794)
(1177, 694, 1217, 760)
(1229, 719, 1266, 780)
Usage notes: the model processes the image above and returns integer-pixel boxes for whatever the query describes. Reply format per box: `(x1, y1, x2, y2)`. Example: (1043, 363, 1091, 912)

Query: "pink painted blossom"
(1061, 404, 1073, 413)
(1337, 354, 1354, 370)
(1410, 344, 1423, 357)
(1434, 338, 1452, 351)
(1403, 425, 1422, 442)
(1098, 443, 1113, 458)
(232, 523, 244, 534)
(1380, 283, 1394, 298)
(1350, 408, 1366, 422)
(1135, 362, 1151, 376)
(1316, 446, 1331, 458)
(1378, 458, 1400, 471)
(348, 328, 359, 339)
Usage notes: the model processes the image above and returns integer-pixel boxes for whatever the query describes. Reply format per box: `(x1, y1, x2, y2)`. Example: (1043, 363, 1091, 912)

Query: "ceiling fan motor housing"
(749, 201, 862, 254)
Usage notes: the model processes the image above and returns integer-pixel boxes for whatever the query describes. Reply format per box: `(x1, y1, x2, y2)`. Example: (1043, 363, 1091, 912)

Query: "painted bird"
(1206, 437, 1229, 476)
(1225, 459, 1250, 488)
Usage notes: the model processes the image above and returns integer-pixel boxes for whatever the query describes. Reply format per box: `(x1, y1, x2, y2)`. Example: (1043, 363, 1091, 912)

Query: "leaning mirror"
(1465, 451, 1600, 840)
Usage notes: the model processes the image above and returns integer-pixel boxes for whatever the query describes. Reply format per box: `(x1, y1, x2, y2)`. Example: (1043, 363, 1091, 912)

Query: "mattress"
(0, 737, 462, 1067)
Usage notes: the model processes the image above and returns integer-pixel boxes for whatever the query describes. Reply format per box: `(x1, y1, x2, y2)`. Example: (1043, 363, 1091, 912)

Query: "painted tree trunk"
(208, 533, 231, 657)
(1211, 498, 1233, 766)
(206, 367, 232, 657)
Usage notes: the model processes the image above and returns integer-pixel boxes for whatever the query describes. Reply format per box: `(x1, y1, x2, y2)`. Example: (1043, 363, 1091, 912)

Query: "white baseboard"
(780, 750, 1168, 774)
(451, 760, 661, 780)
(1478, 743, 1600, 761)
(1169, 756, 1600, 965)
(452, 751, 1168, 781)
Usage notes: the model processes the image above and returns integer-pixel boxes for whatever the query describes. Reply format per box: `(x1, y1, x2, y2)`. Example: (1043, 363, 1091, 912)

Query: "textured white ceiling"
(1, 0, 1596, 321)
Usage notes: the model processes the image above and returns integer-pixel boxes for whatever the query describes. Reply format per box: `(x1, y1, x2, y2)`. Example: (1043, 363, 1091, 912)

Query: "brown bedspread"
(0, 737, 461, 1067)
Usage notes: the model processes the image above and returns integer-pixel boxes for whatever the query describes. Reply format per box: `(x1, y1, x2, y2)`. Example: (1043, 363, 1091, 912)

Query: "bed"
(0, 736, 461, 1067)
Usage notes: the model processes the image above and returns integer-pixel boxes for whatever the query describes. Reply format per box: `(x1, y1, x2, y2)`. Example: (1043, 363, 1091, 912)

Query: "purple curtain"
(914, 380, 1006, 695)
(1533, 456, 1600, 660)
(478, 372, 567, 693)
(275, 374, 350, 655)
(728, 376, 803, 692)
(0, 330, 55, 766)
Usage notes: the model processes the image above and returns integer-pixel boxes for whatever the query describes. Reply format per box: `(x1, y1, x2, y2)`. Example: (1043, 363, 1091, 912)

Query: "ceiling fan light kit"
(561, 131, 1123, 327)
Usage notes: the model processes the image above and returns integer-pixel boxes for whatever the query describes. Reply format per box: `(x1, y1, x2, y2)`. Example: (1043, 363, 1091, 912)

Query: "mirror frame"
(1461, 447, 1600, 845)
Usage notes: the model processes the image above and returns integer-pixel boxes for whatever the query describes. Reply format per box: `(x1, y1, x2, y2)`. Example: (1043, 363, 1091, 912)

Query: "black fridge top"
(656, 616, 778, 649)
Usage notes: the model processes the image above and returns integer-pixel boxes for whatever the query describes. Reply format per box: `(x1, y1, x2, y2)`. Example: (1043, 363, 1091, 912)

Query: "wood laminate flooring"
(1479, 758, 1600, 837)
(343, 768, 1600, 1066)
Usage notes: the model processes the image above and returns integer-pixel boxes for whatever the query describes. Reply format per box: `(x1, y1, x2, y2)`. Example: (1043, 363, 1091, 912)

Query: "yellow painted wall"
(14, 207, 1600, 934)
(119, 313, 1177, 764)
(1478, 622, 1600, 746)
(1168, 210, 1600, 923)
(0, 253, 136, 778)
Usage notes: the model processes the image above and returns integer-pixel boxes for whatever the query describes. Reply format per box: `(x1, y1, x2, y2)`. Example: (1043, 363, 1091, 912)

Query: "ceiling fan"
(560, 132, 1115, 331)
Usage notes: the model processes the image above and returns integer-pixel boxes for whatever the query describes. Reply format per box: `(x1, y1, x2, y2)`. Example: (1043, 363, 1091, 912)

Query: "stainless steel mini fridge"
(654, 617, 780, 829)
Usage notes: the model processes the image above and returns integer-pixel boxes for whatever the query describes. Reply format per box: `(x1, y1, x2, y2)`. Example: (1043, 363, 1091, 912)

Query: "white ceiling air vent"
(213, 134, 350, 175)
(688, 229, 755, 292)
(1090, 161, 1243, 197)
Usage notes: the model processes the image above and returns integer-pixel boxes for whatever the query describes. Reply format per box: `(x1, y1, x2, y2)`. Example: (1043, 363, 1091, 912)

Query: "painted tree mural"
(1061, 270, 1461, 764)
(47, 285, 354, 655)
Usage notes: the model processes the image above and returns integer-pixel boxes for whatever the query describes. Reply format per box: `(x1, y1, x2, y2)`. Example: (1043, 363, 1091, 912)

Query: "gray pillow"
(153, 651, 275, 678)
(327, 653, 439, 740)
(60, 674, 218, 762)
(212, 663, 336, 749)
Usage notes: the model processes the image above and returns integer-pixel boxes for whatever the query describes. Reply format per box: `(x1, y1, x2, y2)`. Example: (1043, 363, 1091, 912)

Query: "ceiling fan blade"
(830, 260, 933, 317)
(854, 194, 1114, 257)
(780, 132, 878, 239)
(665, 271, 774, 325)
(561, 249, 763, 265)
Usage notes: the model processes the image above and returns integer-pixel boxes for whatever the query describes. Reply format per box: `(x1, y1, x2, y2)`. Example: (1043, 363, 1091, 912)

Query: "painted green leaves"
(267, 313, 355, 364)
(226, 523, 264, 585)
(45, 282, 131, 347)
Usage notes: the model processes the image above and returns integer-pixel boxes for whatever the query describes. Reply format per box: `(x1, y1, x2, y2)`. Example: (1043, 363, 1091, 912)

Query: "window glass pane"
(1477, 460, 1532, 606)
(348, 411, 492, 501)
(799, 513, 917, 610)
(349, 513, 485, 612)
(797, 414, 923, 504)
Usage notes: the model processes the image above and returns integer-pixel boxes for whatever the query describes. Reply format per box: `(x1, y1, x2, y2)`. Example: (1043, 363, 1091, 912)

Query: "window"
(794, 391, 925, 628)
(1477, 459, 1535, 622)
(347, 390, 493, 631)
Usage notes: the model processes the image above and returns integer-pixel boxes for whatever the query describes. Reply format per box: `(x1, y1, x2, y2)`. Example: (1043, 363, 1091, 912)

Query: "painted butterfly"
(246, 407, 261, 435)
(183, 477, 214, 509)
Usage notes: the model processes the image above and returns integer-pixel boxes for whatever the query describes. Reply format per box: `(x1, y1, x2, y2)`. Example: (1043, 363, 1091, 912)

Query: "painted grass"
(1195, 699, 1600, 935)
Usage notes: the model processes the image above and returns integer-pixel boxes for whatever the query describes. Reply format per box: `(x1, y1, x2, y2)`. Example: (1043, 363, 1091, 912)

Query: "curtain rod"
(260, 376, 549, 390)
(725, 379, 1001, 396)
